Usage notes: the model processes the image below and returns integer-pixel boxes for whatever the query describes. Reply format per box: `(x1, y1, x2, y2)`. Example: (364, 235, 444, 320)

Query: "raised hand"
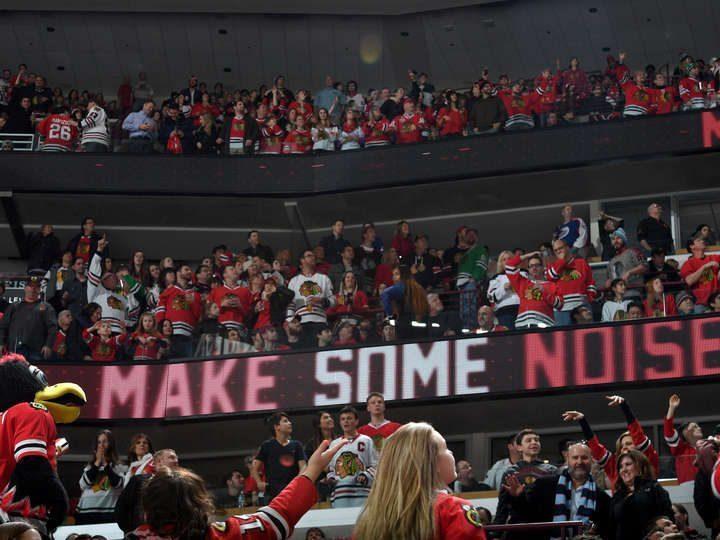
(606, 395, 625, 407)
(562, 410, 584, 422)
(502, 474, 525, 497)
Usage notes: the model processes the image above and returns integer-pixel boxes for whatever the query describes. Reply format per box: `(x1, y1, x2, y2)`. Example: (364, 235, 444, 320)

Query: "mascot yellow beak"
(35, 383, 86, 424)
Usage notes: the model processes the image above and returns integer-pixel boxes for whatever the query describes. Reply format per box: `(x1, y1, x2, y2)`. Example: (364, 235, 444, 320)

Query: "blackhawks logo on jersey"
(559, 269, 581, 281)
(107, 296, 123, 310)
(299, 280, 321, 297)
(462, 504, 483, 528)
(334, 451, 365, 478)
(171, 295, 190, 310)
(524, 286, 543, 301)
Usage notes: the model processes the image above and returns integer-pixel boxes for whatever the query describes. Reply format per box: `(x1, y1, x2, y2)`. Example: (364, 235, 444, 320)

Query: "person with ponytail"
(380, 265, 429, 339)
(129, 440, 346, 540)
(354, 422, 486, 539)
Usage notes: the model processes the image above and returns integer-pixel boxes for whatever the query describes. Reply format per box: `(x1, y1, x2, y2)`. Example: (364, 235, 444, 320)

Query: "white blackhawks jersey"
(327, 434, 378, 505)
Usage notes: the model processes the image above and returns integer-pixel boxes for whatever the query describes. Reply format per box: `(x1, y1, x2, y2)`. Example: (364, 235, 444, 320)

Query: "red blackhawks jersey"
(36, 114, 78, 152)
(505, 255, 562, 328)
(259, 124, 285, 155)
(282, 128, 312, 154)
(155, 285, 203, 336)
(358, 420, 402, 451)
(130, 474, 316, 540)
(363, 118, 391, 146)
(208, 283, 253, 331)
(498, 89, 539, 129)
(433, 492, 487, 539)
(588, 419, 658, 488)
(545, 256, 597, 310)
(652, 86, 678, 115)
(82, 330, 127, 362)
(390, 112, 425, 144)
(436, 108, 466, 137)
(0, 402, 57, 493)
(679, 76, 713, 110)
(620, 80, 657, 116)
(664, 417, 697, 484)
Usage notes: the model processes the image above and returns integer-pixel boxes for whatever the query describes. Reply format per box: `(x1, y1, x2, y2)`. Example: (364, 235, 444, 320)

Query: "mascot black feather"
(0, 354, 86, 537)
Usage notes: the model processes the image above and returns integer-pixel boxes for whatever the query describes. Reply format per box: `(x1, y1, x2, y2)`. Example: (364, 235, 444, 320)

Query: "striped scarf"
(553, 468, 597, 526)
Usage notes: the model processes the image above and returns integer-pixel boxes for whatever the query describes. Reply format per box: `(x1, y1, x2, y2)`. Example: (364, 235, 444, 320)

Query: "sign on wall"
(39, 316, 720, 420)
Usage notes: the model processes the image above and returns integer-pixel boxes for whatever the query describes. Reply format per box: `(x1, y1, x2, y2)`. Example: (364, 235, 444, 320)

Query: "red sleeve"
(546, 258, 567, 281)
(587, 435, 613, 471)
(436, 494, 487, 539)
(663, 416, 689, 457)
(36, 116, 49, 136)
(155, 290, 168, 322)
(8, 404, 56, 463)
(355, 291, 369, 309)
(583, 260, 598, 300)
(628, 419, 659, 474)
(82, 328, 92, 343)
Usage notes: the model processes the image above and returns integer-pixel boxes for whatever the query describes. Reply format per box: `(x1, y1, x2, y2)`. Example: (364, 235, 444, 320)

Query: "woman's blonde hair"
(354, 422, 441, 540)
(496, 250, 513, 274)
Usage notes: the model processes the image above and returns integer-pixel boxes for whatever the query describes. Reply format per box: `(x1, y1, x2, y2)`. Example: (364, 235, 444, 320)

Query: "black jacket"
(115, 473, 151, 533)
(610, 478, 672, 540)
(469, 96, 506, 132)
(507, 474, 611, 540)
(219, 114, 259, 155)
(194, 125, 220, 154)
(694, 470, 720, 535)
(66, 231, 108, 262)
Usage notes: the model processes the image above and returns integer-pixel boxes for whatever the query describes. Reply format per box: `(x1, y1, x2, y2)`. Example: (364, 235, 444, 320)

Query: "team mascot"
(0, 354, 86, 538)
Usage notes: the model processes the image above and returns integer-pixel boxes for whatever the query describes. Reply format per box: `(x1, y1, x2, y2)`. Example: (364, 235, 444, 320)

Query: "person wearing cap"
(679, 61, 714, 110)
(637, 202, 674, 255)
(469, 79, 506, 134)
(0, 278, 57, 361)
(644, 247, 681, 288)
(675, 291, 696, 316)
(605, 227, 647, 300)
(389, 97, 425, 144)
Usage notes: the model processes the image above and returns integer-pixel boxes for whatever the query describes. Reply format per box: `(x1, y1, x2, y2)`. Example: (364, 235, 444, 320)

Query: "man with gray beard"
(502, 443, 611, 539)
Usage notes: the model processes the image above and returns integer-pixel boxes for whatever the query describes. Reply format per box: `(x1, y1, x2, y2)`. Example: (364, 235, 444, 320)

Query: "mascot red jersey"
(0, 354, 86, 537)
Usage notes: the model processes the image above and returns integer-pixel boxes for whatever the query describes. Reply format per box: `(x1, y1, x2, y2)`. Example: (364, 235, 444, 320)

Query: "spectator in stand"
(75, 429, 127, 524)
(454, 460, 491, 493)
(494, 429, 558, 530)
(124, 433, 154, 487)
(644, 277, 678, 317)
(67, 217, 106, 268)
(358, 392, 402, 452)
(380, 266, 429, 339)
(562, 395, 659, 487)
(326, 405, 378, 508)
(36, 105, 79, 152)
(679, 62, 712, 111)
(561, 57, 590, 108)
(426, 293, 461, 337)
(155, 263, 202, 358)
(469, 80, 506, 134)
(193, 113, 219, 154)
(456, 229, 489, 329)
(218, 100, 258, 155)
(497, 80, 539, 130)
(319, 219, 351, 264)
(345, 81, 365, 113)
(673, 503, 704, 539)
(328, 245, 365, 293)
(115, 448, 179, 534)
(553, 205, 588, 256)
(487, 250, 520, 330)
(436, 91, 466, 138)
(7, 96, 33, 133)
(128, 312, 168, 361)
(380, 87, 404, 122)
(664, 393, 703, 485)
(571, 305, 594, 324)
(304, 410, 339, 502)
(676, 290, 697, 316)
(339, 109, 363, 150)
(25, 224, 62, 274)
(314, 76, 345, 124)
(391, 221, 413, 263)
(117, 75, 133, 117)
(505, 251, 562, 329)
(44, 250, 75, 312)
(484, 434, 522, 490)
(408, 234, 439, 290)
(82, 320, 126, 361)
(252, 412, 307, 503)
(374, 248, 398, 295)
(502, 442, 611, 539)
(158, 103, 193, 154)
(363, 106, 392, 147)
(680, 236, 720, 311)
(390, 98, 426, 144)
(637, 202, 674, 255)
(286, 249, 335, 348)
(605, 228, 647, 299)
(546, 239, 597, 326)
(475, 305, 507, 333)
(243, 230, 274, 263)
(355, 223, 383, 290)
(609, 450, 672, 540)
(189, 92, 220, 127)
(87, 238, 129, 334)
(326, 271, 368, 318)
(122, 100, 156, 153)
(408, 70, 435, 108)
(602, 278, 632, 321)
(644, 247, 681, 286)
(0, 278, 56, 361)
(214, 470, 246, 509)
(79, 98, 111, 152)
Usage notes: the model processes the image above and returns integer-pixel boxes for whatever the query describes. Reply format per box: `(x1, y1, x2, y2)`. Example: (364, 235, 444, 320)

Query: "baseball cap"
(610, 227, 628, 245)
(676, 291, 695, 306)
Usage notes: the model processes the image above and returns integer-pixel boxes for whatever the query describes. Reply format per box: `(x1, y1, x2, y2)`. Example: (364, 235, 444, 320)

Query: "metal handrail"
(484, 520, 584, 539)
(0, 132, 35, 152)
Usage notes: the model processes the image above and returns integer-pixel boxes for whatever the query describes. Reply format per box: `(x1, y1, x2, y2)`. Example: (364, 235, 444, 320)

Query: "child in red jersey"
(83, 320, 126, 362)
(129, 312, 168, 361)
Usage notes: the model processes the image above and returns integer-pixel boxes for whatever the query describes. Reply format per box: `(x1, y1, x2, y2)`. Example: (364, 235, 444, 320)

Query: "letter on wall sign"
(401, 342, 449, 399)
(314, 349, 354, 406)
(455, 338, 489, 395)
(357, 346, 397, 401)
